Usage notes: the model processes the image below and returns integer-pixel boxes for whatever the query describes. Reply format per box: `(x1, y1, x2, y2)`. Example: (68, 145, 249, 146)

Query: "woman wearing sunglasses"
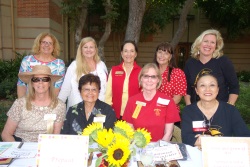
(123, 63, 180, 142)
(1, 65, 66, 142)
(181, 71, 250, 148)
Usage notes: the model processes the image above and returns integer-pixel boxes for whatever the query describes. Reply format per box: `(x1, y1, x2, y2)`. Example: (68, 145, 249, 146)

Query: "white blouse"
(58, 60, 108, 111)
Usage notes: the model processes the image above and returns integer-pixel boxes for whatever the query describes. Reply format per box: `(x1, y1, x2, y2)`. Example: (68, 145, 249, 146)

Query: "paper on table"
(0, 147, 36, 158)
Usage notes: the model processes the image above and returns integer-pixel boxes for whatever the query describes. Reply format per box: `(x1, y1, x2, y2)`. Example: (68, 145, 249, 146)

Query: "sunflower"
(96, 128, 114, 148)
(114, 120, 134, 139)
(82, 122, 103, 143)
(107, 136, 131, 167)
(134, 128, 152, 148)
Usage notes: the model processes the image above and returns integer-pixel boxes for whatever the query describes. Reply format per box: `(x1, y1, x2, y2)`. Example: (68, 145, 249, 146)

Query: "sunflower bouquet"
(82, 120, 152, 167)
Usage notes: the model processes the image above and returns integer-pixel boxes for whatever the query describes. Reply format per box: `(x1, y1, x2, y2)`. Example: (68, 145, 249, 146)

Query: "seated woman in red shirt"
(123, 63, 180, 142)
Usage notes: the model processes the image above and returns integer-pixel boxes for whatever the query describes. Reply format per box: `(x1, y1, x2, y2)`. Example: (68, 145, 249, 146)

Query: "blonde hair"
(191, 29, 224, 59)
(25, 78, 58, 111)
(75, 37, 101, 81)
(32, 32, 61, 57)
(138, 63, 162, 89)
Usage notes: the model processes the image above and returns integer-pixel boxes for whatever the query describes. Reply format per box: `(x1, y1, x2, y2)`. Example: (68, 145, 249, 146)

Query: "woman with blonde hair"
(17, 32, 65, 98)
(58, 37, 108, 110)
(2, 65, 66, 142)
(123, 63, 180, 142)
(184, 29, 239, 105)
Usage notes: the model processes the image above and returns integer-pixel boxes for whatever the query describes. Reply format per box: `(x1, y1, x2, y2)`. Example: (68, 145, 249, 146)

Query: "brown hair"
(32, 32, 61, 57)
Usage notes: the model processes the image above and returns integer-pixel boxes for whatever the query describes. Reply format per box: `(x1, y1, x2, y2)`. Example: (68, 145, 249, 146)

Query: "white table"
(1, 142, 202, 167)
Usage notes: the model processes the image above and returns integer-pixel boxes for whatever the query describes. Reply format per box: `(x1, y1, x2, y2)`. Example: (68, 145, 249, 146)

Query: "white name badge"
(136, 101, 146, 106)
(192, 121, 207, 132)
(44, 114, 56, 121)
(94, 116, 106, 123)
(157, 97, 170, 105)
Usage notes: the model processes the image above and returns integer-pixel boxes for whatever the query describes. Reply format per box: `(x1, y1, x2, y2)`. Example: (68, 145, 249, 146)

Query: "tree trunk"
(98, 0, 112, 62)
(124, 0, 146, 44)
(170, 0, 195, 50)
(75, 3, 88, 49)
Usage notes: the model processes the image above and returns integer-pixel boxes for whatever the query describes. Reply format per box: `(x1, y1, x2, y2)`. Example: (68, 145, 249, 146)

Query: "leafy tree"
(196, 0, 250, 38)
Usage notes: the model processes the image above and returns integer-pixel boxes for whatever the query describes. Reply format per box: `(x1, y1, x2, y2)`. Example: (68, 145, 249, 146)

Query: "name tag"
(94, 116, 106, 123)
(44, 114, 56, 121)
(192, 121, 207, 132)
(136, 101, 146, 106)
(115, 71, 124, 75)
(157, 97, 170, 105)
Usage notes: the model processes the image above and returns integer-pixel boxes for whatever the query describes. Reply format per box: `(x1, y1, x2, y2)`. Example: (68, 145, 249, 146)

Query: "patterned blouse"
(158, 67, 187, 111)
(7, 97, 66, 142)
(17, 55, 65, 88)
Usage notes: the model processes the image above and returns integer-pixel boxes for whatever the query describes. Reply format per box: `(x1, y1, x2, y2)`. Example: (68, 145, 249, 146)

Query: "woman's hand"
(194, 134, 211, 150)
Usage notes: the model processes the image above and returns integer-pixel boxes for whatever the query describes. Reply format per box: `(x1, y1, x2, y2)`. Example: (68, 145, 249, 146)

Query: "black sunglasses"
(31, 77, 51, 82)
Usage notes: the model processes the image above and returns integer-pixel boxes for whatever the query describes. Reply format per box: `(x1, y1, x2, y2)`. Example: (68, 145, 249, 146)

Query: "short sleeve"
(7, 98, 25, 122)
(164, 98, 181, 123)
(53, 59, 66, 88)
(172, 68, 187, 96)
(54, 100, 66, 122)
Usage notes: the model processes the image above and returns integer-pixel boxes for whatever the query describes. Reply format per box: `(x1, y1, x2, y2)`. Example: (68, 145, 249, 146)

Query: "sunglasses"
(31, 77, 51, 82)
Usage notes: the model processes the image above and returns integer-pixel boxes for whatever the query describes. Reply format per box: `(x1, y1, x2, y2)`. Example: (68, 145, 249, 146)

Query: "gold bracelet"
(227, 101, 235, 106)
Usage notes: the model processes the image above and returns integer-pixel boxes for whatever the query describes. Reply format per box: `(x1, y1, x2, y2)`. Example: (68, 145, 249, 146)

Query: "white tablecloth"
(1, 142, 202, 167)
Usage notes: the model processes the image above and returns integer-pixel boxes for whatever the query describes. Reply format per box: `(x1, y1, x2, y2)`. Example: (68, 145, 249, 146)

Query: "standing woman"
(154, 42, 187, 111)
(58, 37, 108, 110)
(123, 63, 180, 142)
(17, 32, 65, 98)
(105, 40, 141, 119)
(1, 65, 66, 142)
(184, 29, 239, 105)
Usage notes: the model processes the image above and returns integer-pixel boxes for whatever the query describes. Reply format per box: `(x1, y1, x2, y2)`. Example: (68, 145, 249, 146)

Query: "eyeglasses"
(194, 68, 213, 86)
(41, 41, 53, 46)
(82, 88, 98, 93)
(142, 75, 158, 80)
(31, 77, 51, 82)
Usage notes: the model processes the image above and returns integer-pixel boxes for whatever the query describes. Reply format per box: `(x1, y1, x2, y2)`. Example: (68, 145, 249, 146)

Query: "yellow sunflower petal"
(96, 129, 114, 148)
(82, 122, 103, 136)
(114, 120, 134, 139)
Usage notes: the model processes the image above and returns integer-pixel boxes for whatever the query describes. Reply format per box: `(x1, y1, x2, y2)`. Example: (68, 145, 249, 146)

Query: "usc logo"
(154, 109, 161, 116)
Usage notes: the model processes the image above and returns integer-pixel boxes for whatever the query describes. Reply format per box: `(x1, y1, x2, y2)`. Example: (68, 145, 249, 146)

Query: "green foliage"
(236, 82, 250, 124)
(142, 0, 185, 35)
(237, 71, 250, 82)
(0, 52, 25, 100)
(195, 0, 250, 38)
(0, 100, 13, 141)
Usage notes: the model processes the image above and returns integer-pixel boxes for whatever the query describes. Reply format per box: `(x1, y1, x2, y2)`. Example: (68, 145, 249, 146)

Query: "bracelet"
(227, 101, 235, 106)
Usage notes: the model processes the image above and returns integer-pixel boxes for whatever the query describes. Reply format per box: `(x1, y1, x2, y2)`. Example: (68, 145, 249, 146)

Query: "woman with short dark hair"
(61, 74, 116, 135)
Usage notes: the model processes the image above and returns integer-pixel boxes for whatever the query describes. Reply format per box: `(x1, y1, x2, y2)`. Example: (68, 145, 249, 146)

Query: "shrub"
(237, 71, 250, 82)
(0, 52, 26, 100)
(236, 82, 250, 124)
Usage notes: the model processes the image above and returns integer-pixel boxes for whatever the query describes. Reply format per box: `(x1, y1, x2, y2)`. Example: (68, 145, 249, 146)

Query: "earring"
(198, 50, 200, 55)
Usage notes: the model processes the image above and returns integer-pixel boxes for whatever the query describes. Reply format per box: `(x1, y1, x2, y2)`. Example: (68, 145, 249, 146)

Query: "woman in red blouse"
(153, 42, 187, 111)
